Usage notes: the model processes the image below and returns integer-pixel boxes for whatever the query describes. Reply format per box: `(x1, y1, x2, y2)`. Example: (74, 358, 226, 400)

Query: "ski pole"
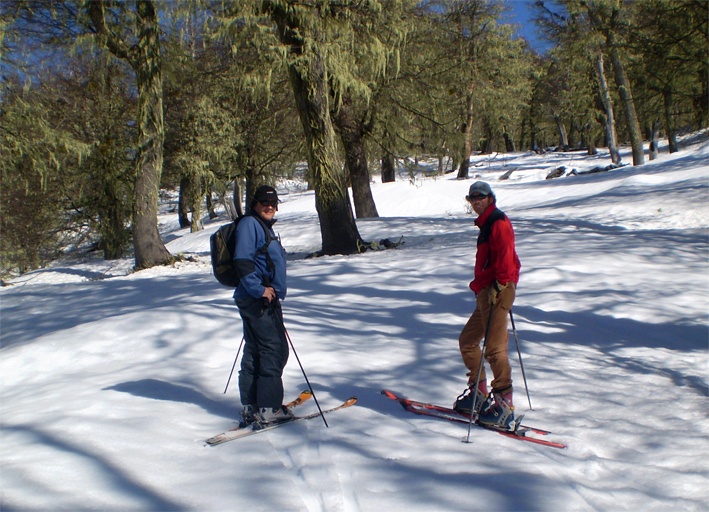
(274, 301, 329, 428)
(509, 310, 532, 410)
(465, 300, 495, 444)
(224, 336, 245, 394)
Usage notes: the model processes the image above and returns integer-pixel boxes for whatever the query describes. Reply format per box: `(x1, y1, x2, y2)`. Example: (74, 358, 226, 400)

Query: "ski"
(381, 390, 566, 449)
(206, 395, 357, 446)
(382, 390, 551, 435)
(205, 389, 312, 446)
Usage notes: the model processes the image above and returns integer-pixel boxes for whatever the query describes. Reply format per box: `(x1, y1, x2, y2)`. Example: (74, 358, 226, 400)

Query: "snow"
(2, 134, 708, 511)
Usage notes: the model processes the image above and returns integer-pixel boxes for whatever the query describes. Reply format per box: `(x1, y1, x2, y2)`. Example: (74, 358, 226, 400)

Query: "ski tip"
(344, 396, 358, 406)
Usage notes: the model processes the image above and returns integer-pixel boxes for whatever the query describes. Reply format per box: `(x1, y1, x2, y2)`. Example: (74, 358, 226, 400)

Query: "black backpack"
(210, 215, 273, 288)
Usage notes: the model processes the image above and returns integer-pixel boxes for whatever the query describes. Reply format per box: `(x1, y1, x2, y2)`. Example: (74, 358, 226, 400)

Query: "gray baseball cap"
(466, 181, 494, 200)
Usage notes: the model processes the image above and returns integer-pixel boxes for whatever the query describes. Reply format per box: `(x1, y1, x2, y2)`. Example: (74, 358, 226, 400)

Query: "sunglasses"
(467, 194, 488, 202)
(259, 200, 278, 207)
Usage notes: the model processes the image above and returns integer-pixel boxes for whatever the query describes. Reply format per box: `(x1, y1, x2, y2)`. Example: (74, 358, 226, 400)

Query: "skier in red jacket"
(454, 181, 521, 430)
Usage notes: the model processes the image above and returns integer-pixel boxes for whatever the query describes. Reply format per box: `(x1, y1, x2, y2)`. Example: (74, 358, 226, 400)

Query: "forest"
(1, 0, 707, 275)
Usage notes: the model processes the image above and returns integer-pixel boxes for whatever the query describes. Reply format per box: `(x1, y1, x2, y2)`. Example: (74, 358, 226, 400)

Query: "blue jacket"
(232, 213, 287, 301)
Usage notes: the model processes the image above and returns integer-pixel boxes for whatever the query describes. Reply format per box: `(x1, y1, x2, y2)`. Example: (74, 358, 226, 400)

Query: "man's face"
(468, 194, 493, 215)
(254, 200, 277, 221)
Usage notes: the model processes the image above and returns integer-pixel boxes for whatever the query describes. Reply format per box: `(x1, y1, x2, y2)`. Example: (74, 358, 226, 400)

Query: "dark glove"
(260, 297, 271, 315)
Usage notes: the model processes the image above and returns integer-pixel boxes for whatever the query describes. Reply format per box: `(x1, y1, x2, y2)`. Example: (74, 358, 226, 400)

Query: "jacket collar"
(248, 209, 277, 228)
(474, 203, 497, 228)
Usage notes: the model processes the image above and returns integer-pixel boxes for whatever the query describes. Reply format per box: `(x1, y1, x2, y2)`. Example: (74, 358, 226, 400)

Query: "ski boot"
(477, 392, 515, 430)
(454, 383, 490, 415)
(238, 404, 257, 429)
(254, 405, 295, 426)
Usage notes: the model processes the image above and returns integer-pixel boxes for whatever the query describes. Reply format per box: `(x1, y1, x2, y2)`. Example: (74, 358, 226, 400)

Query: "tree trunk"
(232, 180, 243, 219)
(206, 193, 218, 220)
(381, 130, 396, 183)
(289, 62, 361, 254)
(552, 109, 569, 149)
(586, 124, 597, 155)
(662, 89, 679, 153)
(131, 2, 173, 267)
(178, 173, 205, 231)
(696, 67, 709, 131)
(648, 121, 660, 160)
(332, 97, 379, 219)
(608, 46, 644, 166)
(457, 87, 475, 179)
(480, 118, 493, 154)
(241, 148, 265, 215)
(381, 150, 396, 183)
(269, 4, 361, 255)
(594, 52, 622, 164)
(503, 131, 515, 152)
(178, 176, 191, 228)
(98, 180, 129, 260)
(87, 0, 172, 269)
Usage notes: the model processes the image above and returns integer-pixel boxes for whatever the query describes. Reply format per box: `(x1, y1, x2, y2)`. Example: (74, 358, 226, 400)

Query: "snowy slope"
(2, 135, 708, 511)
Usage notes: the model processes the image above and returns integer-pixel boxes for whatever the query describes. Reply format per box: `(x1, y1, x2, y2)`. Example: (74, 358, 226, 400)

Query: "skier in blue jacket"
(234, 185, 291, 426)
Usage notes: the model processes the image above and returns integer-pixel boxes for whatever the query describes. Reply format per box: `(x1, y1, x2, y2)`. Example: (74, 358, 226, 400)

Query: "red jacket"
(469, 204, 521, 294)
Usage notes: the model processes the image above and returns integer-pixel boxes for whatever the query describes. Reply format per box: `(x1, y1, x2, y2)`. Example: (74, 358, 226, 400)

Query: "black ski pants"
(236, 297, 289, 409)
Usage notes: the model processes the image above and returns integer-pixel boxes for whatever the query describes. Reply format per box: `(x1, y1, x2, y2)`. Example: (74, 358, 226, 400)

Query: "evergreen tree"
(66, 53, 135, 258)
(1, 2, 134, 270)
(328, 0, 414, 217)
(188, 6, 304, 216)
(86, 0, 173, 268)
(412, 1, 533, 177)
(265, 0, 361, 254)
(632, 0, 708, 153)
(332, 94, 379, 219)
(594, 51, 621, 163)
(0, 78, 77, 273)
(536, 0, 624, 161)
(578, 0, 644, 166)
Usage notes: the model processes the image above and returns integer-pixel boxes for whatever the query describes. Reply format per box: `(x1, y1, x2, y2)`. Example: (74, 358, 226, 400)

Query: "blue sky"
(505, 0, 552, 54)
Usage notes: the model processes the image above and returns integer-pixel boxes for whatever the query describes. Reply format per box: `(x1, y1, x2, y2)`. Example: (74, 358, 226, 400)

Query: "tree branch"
(86, 0, 133, 64)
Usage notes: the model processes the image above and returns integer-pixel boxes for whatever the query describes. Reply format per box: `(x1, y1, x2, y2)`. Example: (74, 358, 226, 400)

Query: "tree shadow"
(104, 378, 235, 419)
(2, 425, 183, 511)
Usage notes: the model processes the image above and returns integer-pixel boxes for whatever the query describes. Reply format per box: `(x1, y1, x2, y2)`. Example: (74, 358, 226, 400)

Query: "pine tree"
(632, 0, 708, 153)
(579, 0, 644, 166)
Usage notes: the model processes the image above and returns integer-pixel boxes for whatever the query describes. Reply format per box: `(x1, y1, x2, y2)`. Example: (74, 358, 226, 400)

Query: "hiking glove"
(488, 280, 509, 305)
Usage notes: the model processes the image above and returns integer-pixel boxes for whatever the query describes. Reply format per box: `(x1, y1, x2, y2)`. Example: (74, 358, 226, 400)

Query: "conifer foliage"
(1, 0, 706, 274)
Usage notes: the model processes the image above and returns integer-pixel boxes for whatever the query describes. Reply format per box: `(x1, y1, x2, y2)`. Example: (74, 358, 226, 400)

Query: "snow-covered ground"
(2, 134, 708, 511)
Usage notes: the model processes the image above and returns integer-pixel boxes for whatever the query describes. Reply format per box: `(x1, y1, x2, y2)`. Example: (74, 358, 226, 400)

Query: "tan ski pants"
(458, 283, 515, 395)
